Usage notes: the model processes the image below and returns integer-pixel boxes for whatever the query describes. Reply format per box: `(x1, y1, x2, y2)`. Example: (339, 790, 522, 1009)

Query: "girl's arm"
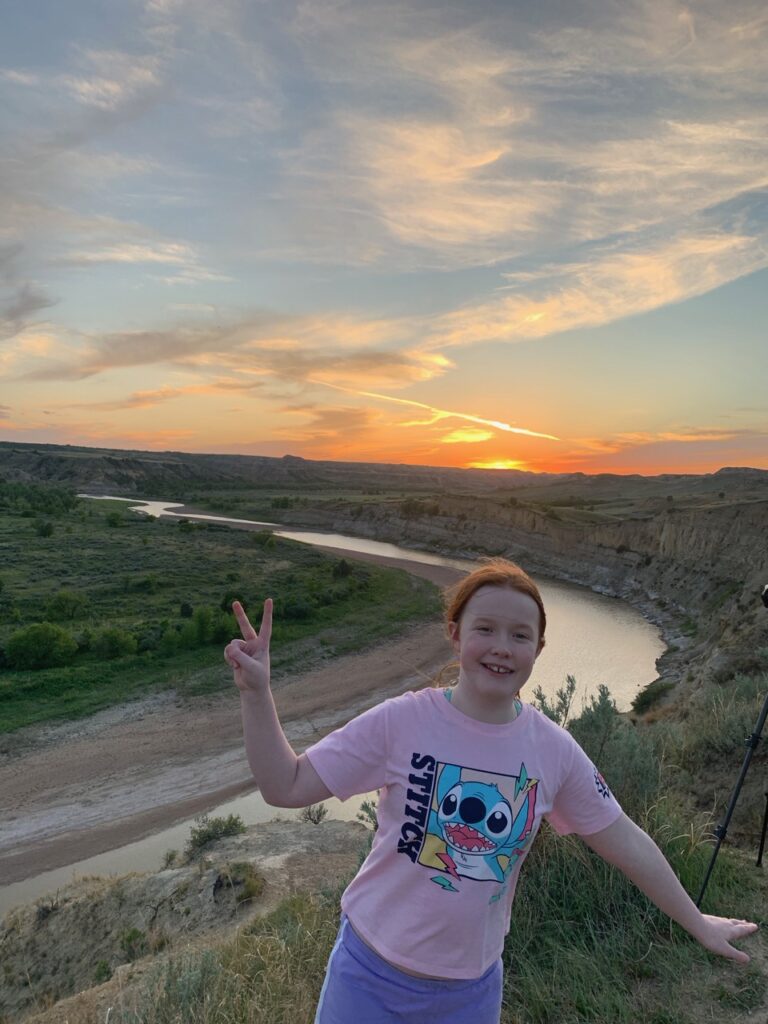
(581, 812, 758, 963)
(226, 599, 333, 808)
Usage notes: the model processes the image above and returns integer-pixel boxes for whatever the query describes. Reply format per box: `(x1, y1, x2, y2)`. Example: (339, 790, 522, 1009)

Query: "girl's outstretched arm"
(581, 812, 758, 963)
(226, 599, 332, 808)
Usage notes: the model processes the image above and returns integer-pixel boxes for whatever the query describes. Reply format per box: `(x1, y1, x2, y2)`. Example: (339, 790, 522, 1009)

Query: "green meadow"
(0, 484, 440, 734)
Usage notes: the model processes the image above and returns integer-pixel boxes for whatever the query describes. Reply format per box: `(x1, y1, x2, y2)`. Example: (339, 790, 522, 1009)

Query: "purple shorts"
(314, 917, 503, 1024)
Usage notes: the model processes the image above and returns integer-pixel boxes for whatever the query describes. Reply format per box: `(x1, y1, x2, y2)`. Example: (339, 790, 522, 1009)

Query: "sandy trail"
(0, 551, 462, 885)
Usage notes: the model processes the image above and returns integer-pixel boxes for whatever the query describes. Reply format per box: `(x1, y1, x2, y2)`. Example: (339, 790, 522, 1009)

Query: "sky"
(1, 0, 767, 476)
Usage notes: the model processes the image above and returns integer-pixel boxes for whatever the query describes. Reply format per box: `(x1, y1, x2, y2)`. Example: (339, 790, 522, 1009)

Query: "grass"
(101, 810, 762, 1024)
(90, 690, 766, 1024)
(0, 495, 441, 733)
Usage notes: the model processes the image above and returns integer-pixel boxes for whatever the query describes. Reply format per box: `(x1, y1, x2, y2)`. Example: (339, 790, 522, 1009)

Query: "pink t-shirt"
(305, 687, 623, 979)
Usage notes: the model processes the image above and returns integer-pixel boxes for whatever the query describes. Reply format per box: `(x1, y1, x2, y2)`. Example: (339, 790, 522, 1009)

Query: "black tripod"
(696, 584, 768, 908)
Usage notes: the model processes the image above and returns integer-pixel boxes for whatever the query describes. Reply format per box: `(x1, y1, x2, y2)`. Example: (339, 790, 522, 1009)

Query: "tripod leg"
(758, 793, 768, 868)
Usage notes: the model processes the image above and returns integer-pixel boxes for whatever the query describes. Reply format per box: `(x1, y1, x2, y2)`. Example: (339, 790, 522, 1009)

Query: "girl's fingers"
(258, 598, 273, 647)
(232, 600, 258, 641)
(224, 638, 251, 666)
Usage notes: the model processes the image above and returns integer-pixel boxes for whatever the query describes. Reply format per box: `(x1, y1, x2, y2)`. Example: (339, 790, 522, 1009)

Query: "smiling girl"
(226, 558, 757, 1024)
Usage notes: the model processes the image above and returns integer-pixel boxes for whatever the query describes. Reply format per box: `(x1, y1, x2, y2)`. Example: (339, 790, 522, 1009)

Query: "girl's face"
(448, 585, 543, 705)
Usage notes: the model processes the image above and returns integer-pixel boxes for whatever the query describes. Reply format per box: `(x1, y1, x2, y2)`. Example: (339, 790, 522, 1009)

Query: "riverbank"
(0, 554, 459, 886)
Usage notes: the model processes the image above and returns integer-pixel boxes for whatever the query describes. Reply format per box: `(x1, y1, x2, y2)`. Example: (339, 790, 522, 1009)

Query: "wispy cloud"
(309, 380, 560, 441)
(60, 50, 161, 110)
(16, 313, 451, 391)
(429, 226, 768, 349)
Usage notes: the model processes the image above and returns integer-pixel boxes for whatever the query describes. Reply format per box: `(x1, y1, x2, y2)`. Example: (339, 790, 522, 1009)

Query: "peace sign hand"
(225, 599, 273, 693)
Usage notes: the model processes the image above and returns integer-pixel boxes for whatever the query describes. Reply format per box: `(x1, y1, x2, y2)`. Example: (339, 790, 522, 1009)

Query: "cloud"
(311, 380, 560, 441)
(63, 242, 197, 265)
(58, 239, 229, 283)
(0, 244, 57, 341)
(1, 69, 41, 86)
(567, 425, 768, 459)
(271, 2, 768, 272)
(271, 404, 383, 454)
(428, 225, 768, 349)
(18, 311, 451, 392)
(58, 379, 268, 411)
(60, 50, 161, 111)
(0, 405, 11, 419)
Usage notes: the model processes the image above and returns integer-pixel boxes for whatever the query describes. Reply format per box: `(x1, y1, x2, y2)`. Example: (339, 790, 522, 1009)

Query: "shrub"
(120, 927, 147, 961)
(283, 596, 315, 621)
(569, 684, 661, 816)
(215, 861, 265, 903)
(250, 530, 275, 548)
(192, 605, 214, 645)
(332, 558, 352, 579)
(94, 959, 112, 983)
(162, 849, 179, 869)
(533, 674, 577, 727)
(105, 510, 122, 528)
(34, 519, 54, 537)
(159, 627, 180, 654)
(92, 626, 138, 660)
(46, 589, 89, 621)
(631, 679, 675, 716)
(7, 622, 78, 669)
(299, 803, 329, 824)
(184, 813, 247, 859)
(356, 797, 379, 831)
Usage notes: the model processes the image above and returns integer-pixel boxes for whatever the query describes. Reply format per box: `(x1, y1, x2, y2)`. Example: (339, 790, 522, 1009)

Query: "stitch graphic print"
(398, 754, 539, 892)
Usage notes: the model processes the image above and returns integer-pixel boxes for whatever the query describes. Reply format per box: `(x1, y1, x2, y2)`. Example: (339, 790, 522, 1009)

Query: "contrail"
(307, 379, 560, 441)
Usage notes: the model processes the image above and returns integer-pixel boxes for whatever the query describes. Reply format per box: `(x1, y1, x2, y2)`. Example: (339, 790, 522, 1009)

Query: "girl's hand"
(225, 599, 272, 693)
(694, 914, 759, 963)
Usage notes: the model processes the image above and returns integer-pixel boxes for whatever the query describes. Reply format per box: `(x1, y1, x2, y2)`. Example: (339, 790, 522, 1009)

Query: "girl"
(226, 558, 757, 1024)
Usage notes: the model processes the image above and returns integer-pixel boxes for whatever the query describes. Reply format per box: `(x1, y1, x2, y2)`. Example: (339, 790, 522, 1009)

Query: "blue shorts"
(314, 916, 503, 1024)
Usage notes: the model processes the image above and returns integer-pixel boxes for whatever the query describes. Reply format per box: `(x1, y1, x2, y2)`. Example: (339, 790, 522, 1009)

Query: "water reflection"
(1, 790, 371, 917)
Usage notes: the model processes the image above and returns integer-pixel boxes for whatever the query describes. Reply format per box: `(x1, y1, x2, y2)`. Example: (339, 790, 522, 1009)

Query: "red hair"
(443, 557, 546, 647)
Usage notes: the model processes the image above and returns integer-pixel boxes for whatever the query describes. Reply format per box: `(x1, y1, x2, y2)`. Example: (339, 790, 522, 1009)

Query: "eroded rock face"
(279, 496, 768, 694)
(0, 819, 368, 1023)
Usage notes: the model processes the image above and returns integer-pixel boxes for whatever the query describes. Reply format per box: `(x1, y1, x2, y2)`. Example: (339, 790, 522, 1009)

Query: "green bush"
(6, 622, 78, 669)
(184, 814, 247, 859)
(92, 626, 138, 660)
(46, 589, 89, 621)
(94, 959, 112, 983)
(120, 927, 147, 961)
(632, 678, 674, 715)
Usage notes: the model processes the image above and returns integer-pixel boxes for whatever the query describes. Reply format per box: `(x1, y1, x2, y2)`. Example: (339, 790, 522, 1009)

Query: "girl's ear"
(448, 621, 460, 652)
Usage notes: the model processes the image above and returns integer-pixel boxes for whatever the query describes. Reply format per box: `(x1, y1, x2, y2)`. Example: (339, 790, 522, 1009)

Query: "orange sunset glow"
(2, 2, 767, 475)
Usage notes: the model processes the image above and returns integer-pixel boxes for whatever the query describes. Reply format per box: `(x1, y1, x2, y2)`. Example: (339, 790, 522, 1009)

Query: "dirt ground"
(0, 551, 462, 885)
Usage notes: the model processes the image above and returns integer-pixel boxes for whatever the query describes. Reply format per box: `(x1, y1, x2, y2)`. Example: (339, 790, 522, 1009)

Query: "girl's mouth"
(482, 663, 512, 675)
